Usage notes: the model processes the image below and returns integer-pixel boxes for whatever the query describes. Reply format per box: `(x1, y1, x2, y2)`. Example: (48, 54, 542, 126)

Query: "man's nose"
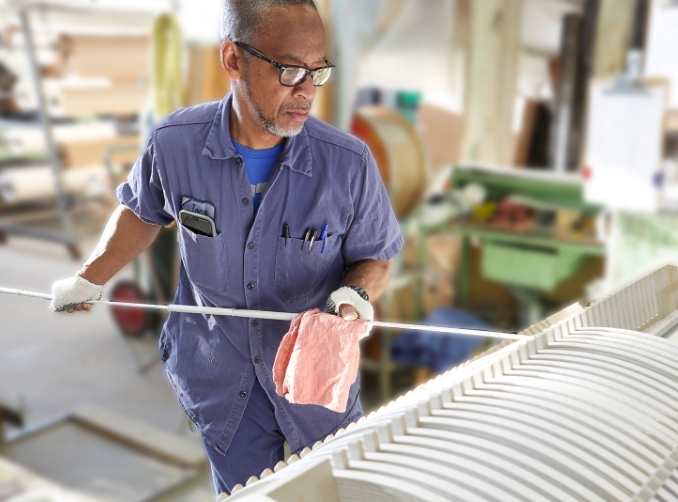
(293, 75, 316, 102)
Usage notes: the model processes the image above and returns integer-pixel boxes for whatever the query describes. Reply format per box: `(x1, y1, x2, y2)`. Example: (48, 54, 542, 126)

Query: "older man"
(49, 0, 402, 494)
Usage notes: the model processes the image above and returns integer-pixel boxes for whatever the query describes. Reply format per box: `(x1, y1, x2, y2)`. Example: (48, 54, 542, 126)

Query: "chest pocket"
(274, 235, 338, 303)
(178, 223, 228, 291)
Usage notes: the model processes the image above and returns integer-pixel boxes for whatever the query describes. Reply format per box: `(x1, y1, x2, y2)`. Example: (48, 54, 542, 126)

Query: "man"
(50, 0, 403, 495)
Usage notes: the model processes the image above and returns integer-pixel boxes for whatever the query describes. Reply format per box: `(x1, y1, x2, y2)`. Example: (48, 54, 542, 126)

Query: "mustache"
(282, 102, 312, 113)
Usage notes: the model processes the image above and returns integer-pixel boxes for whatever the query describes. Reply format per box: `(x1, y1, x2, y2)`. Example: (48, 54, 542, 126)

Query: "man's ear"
(220, 41, 241, 81)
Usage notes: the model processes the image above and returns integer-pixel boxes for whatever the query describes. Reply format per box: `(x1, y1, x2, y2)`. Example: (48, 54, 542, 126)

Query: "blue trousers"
(204, 377, 362, 495)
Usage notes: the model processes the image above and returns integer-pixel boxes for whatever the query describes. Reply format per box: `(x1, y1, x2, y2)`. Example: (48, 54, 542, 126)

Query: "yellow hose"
(152, 13, 183, 118)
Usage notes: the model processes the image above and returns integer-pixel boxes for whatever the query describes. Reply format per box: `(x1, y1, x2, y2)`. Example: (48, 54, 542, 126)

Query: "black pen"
(308, 229, 318, 251)
(283, 224, 290, 248)
(301, 228, 311, 250)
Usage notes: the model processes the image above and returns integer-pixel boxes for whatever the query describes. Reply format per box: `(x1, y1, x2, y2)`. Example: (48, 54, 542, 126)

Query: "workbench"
(442, 164, 606, 323)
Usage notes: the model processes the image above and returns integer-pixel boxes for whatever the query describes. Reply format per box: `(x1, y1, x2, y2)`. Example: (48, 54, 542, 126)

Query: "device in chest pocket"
(179, 209, 217, 237)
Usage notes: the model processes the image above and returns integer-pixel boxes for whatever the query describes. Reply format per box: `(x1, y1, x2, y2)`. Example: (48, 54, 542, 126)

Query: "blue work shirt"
(116, 94, 404, 454)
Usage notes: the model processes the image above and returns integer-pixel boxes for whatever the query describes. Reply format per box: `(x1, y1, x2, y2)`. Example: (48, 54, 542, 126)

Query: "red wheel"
(110, 281, 148, 337)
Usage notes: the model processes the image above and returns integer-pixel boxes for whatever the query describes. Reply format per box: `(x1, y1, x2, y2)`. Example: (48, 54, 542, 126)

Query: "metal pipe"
(0, 287, 524, 340)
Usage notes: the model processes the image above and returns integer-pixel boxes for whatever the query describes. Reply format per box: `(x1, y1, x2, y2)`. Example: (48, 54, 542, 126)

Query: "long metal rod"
(0, 287, 524, 340)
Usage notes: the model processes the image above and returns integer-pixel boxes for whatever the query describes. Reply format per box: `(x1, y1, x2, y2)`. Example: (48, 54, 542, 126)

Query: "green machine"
(442, 164, 605, 323)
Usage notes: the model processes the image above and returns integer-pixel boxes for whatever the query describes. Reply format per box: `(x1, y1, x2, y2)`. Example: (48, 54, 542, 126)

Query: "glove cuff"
(327, 286, 374, 322)
(50, 274, 103, 312)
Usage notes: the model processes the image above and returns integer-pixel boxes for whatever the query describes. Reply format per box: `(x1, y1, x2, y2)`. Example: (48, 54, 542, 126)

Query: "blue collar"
(202, 93, 313, 177)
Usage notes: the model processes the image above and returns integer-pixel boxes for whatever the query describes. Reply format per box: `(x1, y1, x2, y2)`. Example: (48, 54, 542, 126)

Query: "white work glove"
(50, 274, 103, 312)
(326, 286, 374, 339)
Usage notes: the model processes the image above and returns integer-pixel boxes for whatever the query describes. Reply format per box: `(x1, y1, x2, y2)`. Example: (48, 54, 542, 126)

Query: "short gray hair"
(220, 0, 318, 44)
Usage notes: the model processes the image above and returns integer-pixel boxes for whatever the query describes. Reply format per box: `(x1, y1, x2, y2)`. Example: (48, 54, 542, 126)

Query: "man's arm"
(61, 205, 161, 312)
(337, 259, 393, 321)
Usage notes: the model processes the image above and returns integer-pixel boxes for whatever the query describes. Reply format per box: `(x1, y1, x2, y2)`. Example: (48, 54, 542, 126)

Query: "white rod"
(0, 287, 53, 300)
(0, 287, 522, 339)
(371, 320, 522, 339)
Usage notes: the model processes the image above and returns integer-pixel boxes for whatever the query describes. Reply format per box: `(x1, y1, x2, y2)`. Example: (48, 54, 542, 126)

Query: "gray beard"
(242, 82, 304, 138)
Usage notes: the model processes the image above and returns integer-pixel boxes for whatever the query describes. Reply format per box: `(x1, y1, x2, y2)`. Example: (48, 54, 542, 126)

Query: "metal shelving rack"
(0, 0, 167, 258)
(0, 4, 77, 255)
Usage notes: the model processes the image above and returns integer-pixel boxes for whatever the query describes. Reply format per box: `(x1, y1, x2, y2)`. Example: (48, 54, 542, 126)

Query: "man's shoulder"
(154, 101, 221, 133)
(304, 116, 366, 157)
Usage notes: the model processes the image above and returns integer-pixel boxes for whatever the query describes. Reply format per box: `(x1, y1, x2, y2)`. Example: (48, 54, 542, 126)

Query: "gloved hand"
(326, 286, 374, 339)
(50, 274, 103, 312)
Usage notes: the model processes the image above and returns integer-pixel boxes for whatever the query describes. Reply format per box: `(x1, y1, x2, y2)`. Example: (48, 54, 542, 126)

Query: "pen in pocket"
(282, 224, 290, 247)
(320, 224, 329, 254)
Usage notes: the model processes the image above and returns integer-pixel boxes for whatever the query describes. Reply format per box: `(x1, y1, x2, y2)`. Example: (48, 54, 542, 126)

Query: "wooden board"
(461, 0, 522, 165)
(59, 136, 140, 169)
(592, 0, 636, 78)
(183, 45, 231, 106)
(71, 405, 206, 468)
(58, 84, 149, 117)
(61, 35, 150, 84)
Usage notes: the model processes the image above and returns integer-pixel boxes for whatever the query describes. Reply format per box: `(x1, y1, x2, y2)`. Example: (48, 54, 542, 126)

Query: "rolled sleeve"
(342, 146, 404, 265)
(116, 133, 174, 226)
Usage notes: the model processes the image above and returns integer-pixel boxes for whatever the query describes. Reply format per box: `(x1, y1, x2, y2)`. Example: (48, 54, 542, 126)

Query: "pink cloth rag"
(272, 309, 367, 413)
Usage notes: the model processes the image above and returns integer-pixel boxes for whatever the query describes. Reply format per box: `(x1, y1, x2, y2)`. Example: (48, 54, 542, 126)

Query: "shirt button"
(254, 356, 261, 363)
(247, 283, 255, 290)
(242, 198, 250, 206)
(239, 391, 247, 397)
(235, 157, 243, 165)
(251, 320, 258, 327)
(247, 242, 254, 249)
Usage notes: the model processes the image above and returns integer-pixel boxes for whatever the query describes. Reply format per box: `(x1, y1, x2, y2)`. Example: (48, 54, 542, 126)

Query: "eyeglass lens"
(280, 66, 332, 87)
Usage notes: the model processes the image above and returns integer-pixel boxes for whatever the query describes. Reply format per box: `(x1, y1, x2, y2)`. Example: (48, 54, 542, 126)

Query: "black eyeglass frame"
(235, 41, 335, 87)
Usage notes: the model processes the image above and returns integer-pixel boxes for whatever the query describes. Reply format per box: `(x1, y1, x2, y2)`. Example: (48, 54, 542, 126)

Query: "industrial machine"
(221, 264, 678, 502)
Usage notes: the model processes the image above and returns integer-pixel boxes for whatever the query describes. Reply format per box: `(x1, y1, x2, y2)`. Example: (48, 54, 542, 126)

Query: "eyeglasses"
(235, 42, 335, 87)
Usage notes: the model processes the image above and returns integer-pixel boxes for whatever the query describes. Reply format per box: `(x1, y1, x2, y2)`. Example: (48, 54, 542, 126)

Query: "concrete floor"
(0, 236, 214, 502)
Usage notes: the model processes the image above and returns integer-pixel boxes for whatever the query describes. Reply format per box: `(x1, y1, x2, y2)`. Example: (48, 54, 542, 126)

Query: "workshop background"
(0, 0, 677, 500)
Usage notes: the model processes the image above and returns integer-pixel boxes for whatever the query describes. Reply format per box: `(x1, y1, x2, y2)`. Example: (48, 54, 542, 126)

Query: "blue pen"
(320, 224, 329, 254)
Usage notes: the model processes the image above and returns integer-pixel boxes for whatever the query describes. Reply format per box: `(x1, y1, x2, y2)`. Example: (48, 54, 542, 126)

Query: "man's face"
(238, 5, 327, 138)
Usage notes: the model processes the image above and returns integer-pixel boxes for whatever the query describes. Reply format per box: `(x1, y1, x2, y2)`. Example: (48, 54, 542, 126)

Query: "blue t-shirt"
(232, 139, 283, 213)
